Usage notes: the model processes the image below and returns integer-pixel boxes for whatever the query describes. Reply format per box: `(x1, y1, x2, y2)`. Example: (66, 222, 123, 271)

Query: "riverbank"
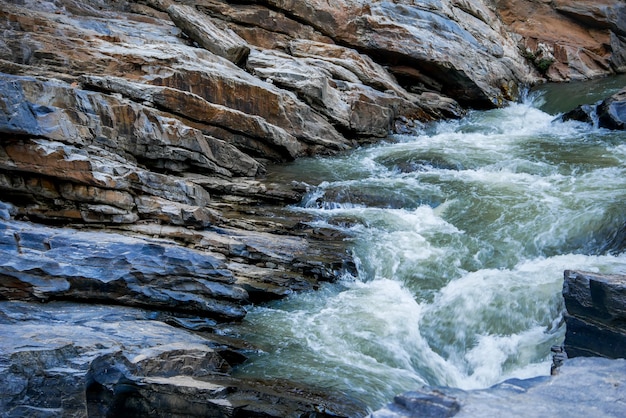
(1, 0, 625, 416)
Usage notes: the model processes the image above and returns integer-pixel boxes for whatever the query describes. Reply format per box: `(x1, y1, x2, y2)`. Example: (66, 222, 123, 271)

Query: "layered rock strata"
(496, 0, 626, 81)
(0, 300, 367, 417)
(562, 270, 626, 359)
(1, 0, 625, 415)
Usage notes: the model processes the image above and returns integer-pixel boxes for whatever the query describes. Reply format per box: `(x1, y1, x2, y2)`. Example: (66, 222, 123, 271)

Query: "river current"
(232, 79, 626, 410)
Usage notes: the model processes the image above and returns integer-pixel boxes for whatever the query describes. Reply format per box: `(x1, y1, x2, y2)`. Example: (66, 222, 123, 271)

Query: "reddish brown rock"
(495, 0, 625, 81)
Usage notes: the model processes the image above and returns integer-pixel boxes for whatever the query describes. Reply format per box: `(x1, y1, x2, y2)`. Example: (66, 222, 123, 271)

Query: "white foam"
(238, 97, 626, 406)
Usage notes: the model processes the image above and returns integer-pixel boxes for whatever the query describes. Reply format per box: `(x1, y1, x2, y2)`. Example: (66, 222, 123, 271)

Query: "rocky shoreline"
(373, 270, 626, 417)
(1, 0, 625, 416)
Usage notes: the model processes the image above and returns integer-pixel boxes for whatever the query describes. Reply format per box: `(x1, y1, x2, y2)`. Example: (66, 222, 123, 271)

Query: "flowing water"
(232, 79, 626, 411)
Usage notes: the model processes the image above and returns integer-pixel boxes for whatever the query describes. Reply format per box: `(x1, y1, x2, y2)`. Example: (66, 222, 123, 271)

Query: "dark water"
(233, 78, 626, 410)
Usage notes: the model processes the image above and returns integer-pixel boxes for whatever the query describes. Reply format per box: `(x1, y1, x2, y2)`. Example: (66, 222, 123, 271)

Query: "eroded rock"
(562, 270, 626, 359)
(0, 301, 368, 417)
(166, 2, 250, 66)
(561, 87, 626, 130)
(254, 0, 534, 107)
(496, 0, 626, 81)
(1, 0, 624, 415)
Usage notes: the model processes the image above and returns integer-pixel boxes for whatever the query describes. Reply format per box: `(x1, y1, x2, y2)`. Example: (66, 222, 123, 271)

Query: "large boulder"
(562, 270, 626, 359)
(597, 88, 626, 129)
(561, 87, 626, 130)
(229, 0, 534, 108)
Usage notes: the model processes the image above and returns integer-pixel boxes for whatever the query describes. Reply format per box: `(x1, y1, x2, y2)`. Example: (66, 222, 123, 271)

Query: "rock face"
(561, 87, 626, 130)
(220, 0, 534, 108)
(0, 0, 625, 415)
(495, 0, 626, 81)
(562, 270, 626, 359)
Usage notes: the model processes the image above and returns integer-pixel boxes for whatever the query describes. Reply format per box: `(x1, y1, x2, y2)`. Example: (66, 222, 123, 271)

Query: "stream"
(232, 78, 626, 411)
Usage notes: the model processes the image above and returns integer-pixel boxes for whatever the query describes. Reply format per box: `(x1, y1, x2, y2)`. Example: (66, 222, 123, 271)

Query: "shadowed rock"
(0, 301, 368, 417)
(561, 87, 626, 130)
(562, 270, 626, 359)
(597, 88, 626, 129)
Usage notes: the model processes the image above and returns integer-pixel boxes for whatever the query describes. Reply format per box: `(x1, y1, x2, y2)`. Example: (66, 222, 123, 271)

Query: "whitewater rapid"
(233, 90, 626, 409)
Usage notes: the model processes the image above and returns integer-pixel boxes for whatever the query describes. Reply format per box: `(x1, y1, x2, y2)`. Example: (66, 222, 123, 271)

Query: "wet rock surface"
(561, 87, 626, 129)
(372, 357, 626, 418)
(0, 301, 367, 417)
(562, 270, 626, 359)
(0, 0, 625, 415)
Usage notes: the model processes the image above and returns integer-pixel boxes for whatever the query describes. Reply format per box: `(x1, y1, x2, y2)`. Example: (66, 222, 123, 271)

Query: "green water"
(232, 81, 626, 411)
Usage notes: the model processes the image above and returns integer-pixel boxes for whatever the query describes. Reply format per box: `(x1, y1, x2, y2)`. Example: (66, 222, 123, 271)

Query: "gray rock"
(597, 88, 626, 129)
(167, 3, 250, 66)
(0, 301, 368, 417)
(0, 218, 247, 321)
(371, 357, 626, 418)
(563, 270, 626, 358)
(560, 88, 626, 130)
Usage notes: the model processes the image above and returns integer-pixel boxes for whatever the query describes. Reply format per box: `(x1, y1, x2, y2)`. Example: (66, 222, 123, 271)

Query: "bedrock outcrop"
(496, 0, 626, 81)
(562, 270, 626, 359)
(0, 300, 367, 417)
(1, 0, 625, 416)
